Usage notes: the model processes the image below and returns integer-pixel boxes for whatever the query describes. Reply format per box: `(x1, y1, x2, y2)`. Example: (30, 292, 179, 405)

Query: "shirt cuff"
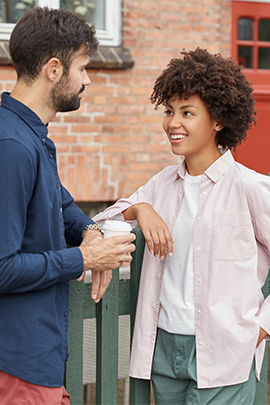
(58, 246, 84, 281)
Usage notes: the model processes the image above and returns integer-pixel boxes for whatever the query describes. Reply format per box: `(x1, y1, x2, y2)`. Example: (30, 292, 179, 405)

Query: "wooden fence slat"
(65, 280, 84, 405)
(130, 228, 151, 405)
(96, 268, 119, 405)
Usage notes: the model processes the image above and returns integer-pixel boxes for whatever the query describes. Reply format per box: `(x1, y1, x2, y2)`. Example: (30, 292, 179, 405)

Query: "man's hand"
(78, 229, 136, 273)
(91, 270, 112, 303)
(123, 203, 173, 260)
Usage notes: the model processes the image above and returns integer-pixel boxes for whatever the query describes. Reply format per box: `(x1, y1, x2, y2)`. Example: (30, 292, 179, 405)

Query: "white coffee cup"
(102, 220, 132, 239)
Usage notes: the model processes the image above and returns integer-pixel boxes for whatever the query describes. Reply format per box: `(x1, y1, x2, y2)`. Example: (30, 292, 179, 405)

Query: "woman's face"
(163, 94, 222, 174)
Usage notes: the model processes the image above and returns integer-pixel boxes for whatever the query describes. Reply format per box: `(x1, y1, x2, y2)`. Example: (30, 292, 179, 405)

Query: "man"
(0, 7, 135, 405)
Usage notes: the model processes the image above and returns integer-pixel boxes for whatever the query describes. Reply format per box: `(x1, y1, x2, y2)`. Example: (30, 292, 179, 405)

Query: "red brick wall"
(0, 0, 232, 202)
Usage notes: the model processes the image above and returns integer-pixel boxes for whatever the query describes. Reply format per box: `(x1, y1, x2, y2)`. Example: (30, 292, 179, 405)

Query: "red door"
(232, 1, 270, 174)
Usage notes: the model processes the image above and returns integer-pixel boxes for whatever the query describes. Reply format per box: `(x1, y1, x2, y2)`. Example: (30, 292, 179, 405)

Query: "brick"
(64, 116, 91, 123)
(94, 115, 122, 124)
(0, 67, 16, 80)
(71, 124, 100, 133)
(123, 133, 149, 143)
(102, 145, 129, 153)
(87, 105, 116, 114)
(138, 115, 161, 123)
(123, 10, 144, 19)
(130, 162, 160, 172)
(79, 135, 95, 143)
(94, 134, 122, 143)
(50, 135, 77, 143)
(71, 145, 99, 153)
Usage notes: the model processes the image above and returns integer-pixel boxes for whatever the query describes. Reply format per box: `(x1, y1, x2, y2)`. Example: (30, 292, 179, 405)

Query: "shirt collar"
(175, 149, 235, 183)
(1, 92, 48, 140)
(205, 149, 234, 182)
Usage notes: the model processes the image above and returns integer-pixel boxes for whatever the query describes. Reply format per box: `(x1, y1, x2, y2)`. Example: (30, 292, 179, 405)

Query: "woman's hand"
(256, 327, 268, 347)
(123, 203, 174, 259)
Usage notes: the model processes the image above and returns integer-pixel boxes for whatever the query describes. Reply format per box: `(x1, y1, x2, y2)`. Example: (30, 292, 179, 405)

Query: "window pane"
(259, 19, 270, 42)
(238, 18, 253, 40)
(1, 0, 36, 23)
(258, 47, 270, 69)
(60, 0, 105, 30)
(238, 46, 253, 68)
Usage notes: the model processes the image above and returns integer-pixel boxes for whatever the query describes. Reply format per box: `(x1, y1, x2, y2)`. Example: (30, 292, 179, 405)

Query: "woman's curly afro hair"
(150, 48, 256, 150)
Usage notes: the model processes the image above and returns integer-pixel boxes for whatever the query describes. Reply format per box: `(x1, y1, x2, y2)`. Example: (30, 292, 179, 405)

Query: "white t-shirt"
(158, 171, 202, 335)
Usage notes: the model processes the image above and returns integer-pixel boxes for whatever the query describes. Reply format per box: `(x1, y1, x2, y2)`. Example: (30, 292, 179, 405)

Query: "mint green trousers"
(151, 328, 256, 405)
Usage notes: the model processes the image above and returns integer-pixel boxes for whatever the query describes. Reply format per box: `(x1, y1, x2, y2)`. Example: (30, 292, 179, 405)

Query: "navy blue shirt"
(0, 92, 94, 387)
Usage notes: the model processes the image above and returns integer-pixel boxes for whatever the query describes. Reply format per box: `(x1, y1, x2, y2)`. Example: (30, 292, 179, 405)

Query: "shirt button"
(60, 216, 63, 220)
(197, 278, 202, 283)
(57, 184, 60, 189)
(63, 247, 66, 250)
(64, 312, 68, 317)
(197, 309, 201, 314)
(202, 192, 206, 196)
(42, 138, 46, 144)
(196, 217, 200, 221)
(196, 247, 201, 251)
(198, 340, 203, 345)
(65, 281, 68, 285)
(60, 208, 63, 212)
(49, 153, 54, 159)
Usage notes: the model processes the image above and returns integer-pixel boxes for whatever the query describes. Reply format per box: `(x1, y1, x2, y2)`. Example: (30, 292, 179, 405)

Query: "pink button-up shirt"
(93, 150, 270, 388)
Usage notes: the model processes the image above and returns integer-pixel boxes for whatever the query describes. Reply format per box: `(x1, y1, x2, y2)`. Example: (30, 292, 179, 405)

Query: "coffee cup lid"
(103, 220, 132, 232)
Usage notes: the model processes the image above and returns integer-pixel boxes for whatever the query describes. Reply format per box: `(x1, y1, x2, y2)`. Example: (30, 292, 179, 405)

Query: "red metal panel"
(233, 93, 270, 174)
(232, 1, 270, 174)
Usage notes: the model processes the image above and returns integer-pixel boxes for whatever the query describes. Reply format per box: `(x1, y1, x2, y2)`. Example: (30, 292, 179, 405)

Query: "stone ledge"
(0, 41, 134, 70)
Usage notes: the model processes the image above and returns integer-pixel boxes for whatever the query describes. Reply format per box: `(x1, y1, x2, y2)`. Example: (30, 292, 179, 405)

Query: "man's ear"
(44, 58, 63, 82)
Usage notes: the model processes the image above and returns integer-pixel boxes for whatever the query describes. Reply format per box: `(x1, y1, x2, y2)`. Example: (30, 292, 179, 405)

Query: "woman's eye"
(164, 110, 173, 116)
(184, 111, 193, 116)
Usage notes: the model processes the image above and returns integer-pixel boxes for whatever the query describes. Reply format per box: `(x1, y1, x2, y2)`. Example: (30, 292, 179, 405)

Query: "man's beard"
(50, 75, 85, 113)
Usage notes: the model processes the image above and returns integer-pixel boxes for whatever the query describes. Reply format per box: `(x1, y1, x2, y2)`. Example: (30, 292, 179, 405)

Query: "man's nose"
(83, 71, 91, 86)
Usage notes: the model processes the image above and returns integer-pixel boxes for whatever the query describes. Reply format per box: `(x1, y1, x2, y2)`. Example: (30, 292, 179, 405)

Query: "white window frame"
(0, 0, 121, 46)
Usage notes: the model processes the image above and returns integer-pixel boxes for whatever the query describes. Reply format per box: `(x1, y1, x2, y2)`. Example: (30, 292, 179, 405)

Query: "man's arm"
(0, 139, 83, 293)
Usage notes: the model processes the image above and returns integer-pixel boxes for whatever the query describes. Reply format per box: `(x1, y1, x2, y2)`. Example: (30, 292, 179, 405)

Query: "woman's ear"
(44, 57, 63, 82)
(214, 121, 224, 132)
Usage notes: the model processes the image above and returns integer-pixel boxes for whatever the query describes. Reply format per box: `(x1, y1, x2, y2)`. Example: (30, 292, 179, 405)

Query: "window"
(0, 0, 121, 46)
(237, 17, 270, 69)
(234, 2, 270, 69)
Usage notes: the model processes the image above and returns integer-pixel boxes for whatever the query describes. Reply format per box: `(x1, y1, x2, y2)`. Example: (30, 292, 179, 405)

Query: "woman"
(94, 48, 270, 404)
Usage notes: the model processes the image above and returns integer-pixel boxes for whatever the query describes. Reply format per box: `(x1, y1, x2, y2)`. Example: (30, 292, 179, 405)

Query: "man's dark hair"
(150, 48, 256, 150)
(9, 7, 98, 83)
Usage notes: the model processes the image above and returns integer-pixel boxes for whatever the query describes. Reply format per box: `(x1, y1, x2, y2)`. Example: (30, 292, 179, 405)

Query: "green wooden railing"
(65, 227, 150, 405)
(65, 227, 269, 405)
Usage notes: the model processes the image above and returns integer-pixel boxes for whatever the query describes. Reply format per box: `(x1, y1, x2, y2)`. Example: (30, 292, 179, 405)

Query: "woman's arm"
(123, 202, 174, 259)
